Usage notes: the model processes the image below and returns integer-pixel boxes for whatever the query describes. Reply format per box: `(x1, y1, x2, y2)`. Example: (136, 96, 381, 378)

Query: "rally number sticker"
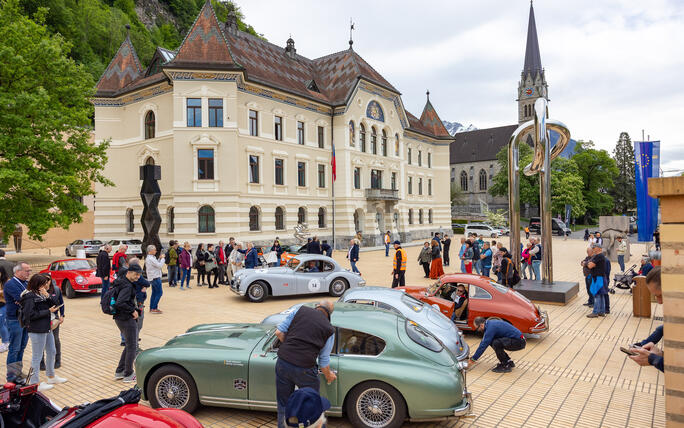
(308, 278, 321, 292)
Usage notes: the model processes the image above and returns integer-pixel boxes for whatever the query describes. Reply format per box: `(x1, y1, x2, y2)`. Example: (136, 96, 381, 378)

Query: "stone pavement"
(1, 237, 664, 427)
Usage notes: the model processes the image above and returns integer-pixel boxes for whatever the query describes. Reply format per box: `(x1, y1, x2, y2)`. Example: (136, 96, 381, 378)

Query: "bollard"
(632, 276, 651, 318)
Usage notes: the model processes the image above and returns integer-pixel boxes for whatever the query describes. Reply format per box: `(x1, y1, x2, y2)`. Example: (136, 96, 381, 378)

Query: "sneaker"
(38, 382, 54, 392)
(505, 360, 515, 368)
(120, 341, 125, 346)
(179, 287, 184, 290)
(605, 311, 610, 314)
(187, 286, 192, 289)
(47, 375, 67, 384)
(492, 363, 511, 373)
(583, 302, 593, 307)
(114, 372, 125, 380)
(150, 309, 163, 314)
(123, 374, 136, 383)
(599, 313, 606, 317)
(586, 313, 599, 318)
(54, 362, 61, 369)
(0, 343, 8, 353)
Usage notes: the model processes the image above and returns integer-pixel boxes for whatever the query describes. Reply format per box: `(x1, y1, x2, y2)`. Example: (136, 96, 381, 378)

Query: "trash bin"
(76, 249, 86, 259)
(632, 275, 651, 318)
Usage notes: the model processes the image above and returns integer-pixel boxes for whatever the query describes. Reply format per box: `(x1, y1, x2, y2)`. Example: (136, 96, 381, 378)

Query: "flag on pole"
(634, 141, 660, 242)
(331, 141, 337, 182)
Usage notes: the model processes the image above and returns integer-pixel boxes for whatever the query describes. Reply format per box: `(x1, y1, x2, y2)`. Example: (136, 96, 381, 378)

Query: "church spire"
(517, 1, 548, 124)
(523, 1, 542, 76)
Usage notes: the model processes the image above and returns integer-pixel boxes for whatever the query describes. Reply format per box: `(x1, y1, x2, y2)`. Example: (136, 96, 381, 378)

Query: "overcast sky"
(239, 0, 684, 175)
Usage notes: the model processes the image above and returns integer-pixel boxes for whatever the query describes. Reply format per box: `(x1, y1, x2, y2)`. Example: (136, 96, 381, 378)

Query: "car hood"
(425, 307, 454, 331)
(167, 323, 272, 350)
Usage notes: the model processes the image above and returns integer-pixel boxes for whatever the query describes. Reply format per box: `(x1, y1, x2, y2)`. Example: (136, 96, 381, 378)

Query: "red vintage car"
(397, 273, 549, 334)
(39, 258, 109, 299)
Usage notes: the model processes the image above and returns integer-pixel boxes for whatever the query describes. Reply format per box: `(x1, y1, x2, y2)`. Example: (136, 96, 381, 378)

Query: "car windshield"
(125, 240, 142, 245)
(405, 320, 442, 352)
(86, 240, 103, 245)
(287, 258, 301, 269)
(427, 281, 442, 295)
(400, 293, 424, 312)
(64, 260, 95, 270)
(490, 281, 509, 294)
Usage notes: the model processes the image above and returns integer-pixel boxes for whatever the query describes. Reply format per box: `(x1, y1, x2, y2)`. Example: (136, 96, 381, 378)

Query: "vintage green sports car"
(135, 303, 471, 428)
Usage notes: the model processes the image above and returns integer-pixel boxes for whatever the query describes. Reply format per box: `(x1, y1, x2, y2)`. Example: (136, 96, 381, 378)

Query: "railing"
(365, 188, 399, 200)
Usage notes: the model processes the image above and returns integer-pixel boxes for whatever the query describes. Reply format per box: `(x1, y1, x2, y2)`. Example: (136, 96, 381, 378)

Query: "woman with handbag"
(195, 243, 207, 286)
(429, 240, 444, 279)
(586, 244, 607, 318)
(462, 241, 474, 274)
(40, 279, 64, 370)
(204, 244, 219, 288)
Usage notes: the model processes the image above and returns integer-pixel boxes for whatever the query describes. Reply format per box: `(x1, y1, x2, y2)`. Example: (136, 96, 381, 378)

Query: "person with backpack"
(109, 263, 142, 383)
(499, 247, 520, 287)
(471, 237, 481, 275)
(4, 262, 31, 383)
(116, 257, 148, 350)
(111, 245, 128, 273)
(165, 241, 178, 287)
(145, 245, 165, 314)
(40, 279, 64, 370)
(204, 244, 219, 288)
(96, 244, 112, 305)
(528, 238, 542, 281)
(195, 243, 207, 286)
(462, 241, 474, 274)
(20, 274, 67, 391)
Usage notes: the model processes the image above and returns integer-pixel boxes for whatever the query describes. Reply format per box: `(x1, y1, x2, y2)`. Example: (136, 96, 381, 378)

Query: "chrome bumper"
(229, 284, 245, 296)
(453, 390, 472, 416)
(531, 310, 549, 333)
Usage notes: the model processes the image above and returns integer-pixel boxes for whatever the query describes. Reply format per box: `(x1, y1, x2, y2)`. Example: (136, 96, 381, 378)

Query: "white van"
(464, 223, 499, 238)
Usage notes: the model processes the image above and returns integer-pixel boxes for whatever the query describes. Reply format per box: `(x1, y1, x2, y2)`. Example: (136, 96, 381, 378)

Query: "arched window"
(167, 206, 174, 233)
(249, 206, 260, 231)
(419, 209, 424, 224)
(349, 120, 355, 147)
(275, 207, 285, 230)
(144, 111, 155, 139)
(479, 169, 488, 191)
(370, 127, 377, 154)
(408, 209, 414, 225)
(198, 205, 215, 233)
(381, 130, 387, 156)
(460, 171, 468, 191)
(126, 209, 134, 233)
(145, 156, 155, 165)
(394, 133, 400, 156)
(318, 207, 326, 228)
(359, 124, 366, 152)
(428, 209, 433, 224)
(297, 207, 306, 224)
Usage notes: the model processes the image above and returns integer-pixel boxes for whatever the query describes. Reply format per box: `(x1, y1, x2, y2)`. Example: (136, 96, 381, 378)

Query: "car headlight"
(457, 361, 469, 371)
(75, 275, 86, 285)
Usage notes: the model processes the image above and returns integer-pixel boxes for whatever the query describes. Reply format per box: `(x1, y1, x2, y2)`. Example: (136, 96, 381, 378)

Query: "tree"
(450, 181, 465, 206)
(610, 132, 636, 214)
(484, 209, 507, 227)
(489, 142, 540, 206)
(550, 157, 586, 218)
(0, 1, 111, 240)
(571, 147, 619, 223)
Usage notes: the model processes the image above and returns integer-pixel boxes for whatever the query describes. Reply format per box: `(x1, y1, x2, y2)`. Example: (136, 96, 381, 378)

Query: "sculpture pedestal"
(515, 279, 579, 305)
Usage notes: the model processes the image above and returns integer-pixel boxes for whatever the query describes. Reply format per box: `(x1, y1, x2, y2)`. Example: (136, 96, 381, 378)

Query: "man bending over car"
(468, 316, 526, 373)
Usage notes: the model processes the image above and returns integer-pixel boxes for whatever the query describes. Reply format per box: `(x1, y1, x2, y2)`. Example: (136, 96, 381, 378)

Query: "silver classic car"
(231, 254, 365, 302)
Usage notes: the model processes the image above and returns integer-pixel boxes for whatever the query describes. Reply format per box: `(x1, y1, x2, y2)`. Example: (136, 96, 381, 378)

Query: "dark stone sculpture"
(140, 165, 162, 256)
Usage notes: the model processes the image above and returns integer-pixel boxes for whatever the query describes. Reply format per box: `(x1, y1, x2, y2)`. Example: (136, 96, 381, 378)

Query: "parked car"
(528, 217, 571, 236)
(39, 258, 110, 298)
(64, 239, 104, 257)
(494, 225, 510, 236)
(261, 287, 470, 361)
(106, 239, 144, 257)
(135, 303, 471, 427)
(397, 273, 549, 334)
(464, 223, 499, 238)
(231, 254, 365, 302)
(279, 244, 309, 265)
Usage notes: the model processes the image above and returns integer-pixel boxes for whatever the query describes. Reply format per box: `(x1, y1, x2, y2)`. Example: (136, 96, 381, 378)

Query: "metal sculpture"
(293, 223, 310, 244)
(508, 98, 571, 284)
(140, 164, 162, 255)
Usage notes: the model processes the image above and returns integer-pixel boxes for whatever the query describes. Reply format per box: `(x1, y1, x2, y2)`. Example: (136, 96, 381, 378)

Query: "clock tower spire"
(517, 1, 548, 124)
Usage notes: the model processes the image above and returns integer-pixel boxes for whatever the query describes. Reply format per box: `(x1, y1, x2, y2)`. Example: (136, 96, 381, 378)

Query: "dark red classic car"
(40, 258, 111, 299)
(397, 273, 549, 334)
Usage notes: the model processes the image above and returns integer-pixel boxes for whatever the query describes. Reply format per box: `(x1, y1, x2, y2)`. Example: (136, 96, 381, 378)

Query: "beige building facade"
(92, 2, 452, 248)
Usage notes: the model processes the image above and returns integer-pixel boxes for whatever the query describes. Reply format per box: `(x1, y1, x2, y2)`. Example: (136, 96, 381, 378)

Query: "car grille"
(88, 284, 102, 290)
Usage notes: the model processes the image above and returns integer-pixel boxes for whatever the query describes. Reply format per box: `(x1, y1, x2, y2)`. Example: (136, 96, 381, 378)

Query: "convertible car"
(397, 273, 548, 334)
(261, 287, 469, 361)
(39, 258, 109, 299)
(135, 303, 471, 428)
(231, 254, 365, 302)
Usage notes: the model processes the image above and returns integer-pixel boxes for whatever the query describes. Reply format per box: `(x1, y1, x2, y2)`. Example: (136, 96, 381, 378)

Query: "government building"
(92, 1, 453, 248)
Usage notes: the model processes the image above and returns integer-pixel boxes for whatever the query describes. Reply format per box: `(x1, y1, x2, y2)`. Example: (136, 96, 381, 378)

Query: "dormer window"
(307, 80, 320, 93)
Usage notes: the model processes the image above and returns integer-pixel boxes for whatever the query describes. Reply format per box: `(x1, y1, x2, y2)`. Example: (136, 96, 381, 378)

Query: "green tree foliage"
(0, 0, 111, 239)
(450, 181, 465, 206)
(550, 157, 586, 218)
(610, 132, 636, 214)
(571, 142, 619, 222)
(489, 142, 540, 206)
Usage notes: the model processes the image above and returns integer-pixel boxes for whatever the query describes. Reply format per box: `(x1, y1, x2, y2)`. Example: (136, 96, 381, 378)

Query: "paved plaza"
(2, 236, 664, 427)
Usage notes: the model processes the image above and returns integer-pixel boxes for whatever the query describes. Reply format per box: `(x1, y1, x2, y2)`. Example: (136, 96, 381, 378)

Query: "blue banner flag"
(634, 141, 660, 242)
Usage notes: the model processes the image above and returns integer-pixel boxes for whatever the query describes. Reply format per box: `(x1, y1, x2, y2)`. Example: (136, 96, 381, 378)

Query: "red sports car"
(40, 258, 110, 299)
(397, 273, 549, 334)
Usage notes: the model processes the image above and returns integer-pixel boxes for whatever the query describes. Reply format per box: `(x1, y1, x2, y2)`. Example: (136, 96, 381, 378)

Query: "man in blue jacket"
(468, 316, 526, 373)
(4, 262, 31, 382)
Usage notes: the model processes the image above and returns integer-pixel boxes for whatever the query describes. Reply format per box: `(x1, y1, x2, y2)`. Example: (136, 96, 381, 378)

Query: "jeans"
(6, 319, 28, 381)
(473, 260, 481, 275)
(585, 275, 594, 305)
(0, 306, 9, 343)
(385, 244, 390, 257)
(41, 326, 61, 367)
(617, 255, 625, 272)
(482, 266, 491, 277)
(593, 293, 605, 315)
(350, 261, 360, 274)
(460, 260, 466, 273)
(180, 268, 191, 288)
(149, 278, 162, 310)
(29, 332, 55, 384)
(490, 336, 526, 364)
(121, 308, 144, 345)
(115, 318, 138, 376)
(167, 265, 177, 285)
(275, 358, 320, 428)
(531, 260, 541, 281)
(100, 279, 110, 304)
(521, 264, 532, 279)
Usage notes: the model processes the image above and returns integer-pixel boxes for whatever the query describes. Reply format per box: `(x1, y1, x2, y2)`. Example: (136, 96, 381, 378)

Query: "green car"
(135, 303, 471, 428)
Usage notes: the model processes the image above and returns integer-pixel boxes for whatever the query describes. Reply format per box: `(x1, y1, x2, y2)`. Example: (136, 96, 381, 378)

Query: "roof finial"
(349, 18, 355, 49)
(125, 24, 131, 36)
(426, 89, 430, 101)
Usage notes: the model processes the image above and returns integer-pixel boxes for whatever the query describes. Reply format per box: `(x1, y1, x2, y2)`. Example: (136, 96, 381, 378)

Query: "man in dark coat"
(96, 244, 112, 304)
(442, 234, 451, 266)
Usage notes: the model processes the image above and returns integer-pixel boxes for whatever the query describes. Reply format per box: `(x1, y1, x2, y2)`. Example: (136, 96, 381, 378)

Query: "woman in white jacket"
(230, 242, 245, 276)
(145, 245, 165, 314)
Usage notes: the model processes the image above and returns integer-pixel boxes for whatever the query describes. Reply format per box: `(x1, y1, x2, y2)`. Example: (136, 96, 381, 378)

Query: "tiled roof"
(419, 100, 451, 138)
(117, 72, 168, 95)
(95, 35, 143, 96)
(450, 124, 520, 163)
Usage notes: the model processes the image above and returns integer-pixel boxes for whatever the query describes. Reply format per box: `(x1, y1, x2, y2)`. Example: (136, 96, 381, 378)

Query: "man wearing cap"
(274, 301, 336, 428)
(285, 387, 330, 428)
(110, 263, 142, 383)
(391, 241, 407, 288)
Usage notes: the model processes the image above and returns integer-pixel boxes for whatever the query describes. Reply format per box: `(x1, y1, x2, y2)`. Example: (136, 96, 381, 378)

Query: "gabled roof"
(145, 47, 176, 77)
(418, 99, 451, 138)
(450, 124, 520, 163)
(166, 0, 239, 70)
(95, 35, 143, 96)
(523, 2, 543, 76)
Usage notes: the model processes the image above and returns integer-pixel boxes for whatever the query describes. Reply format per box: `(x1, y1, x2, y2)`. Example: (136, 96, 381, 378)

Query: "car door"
(295, 260, 328, 294)
(467, 284, 495, 325)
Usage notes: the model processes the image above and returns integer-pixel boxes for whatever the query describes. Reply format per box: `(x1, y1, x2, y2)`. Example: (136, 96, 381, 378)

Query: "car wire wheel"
(155, 374, 190, 409)
(356, 387, 396, 427)
(329, 278, 347, 297)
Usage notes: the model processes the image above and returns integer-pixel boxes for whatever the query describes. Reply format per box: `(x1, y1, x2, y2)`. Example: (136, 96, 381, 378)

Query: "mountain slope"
(442, 120, 477, 136)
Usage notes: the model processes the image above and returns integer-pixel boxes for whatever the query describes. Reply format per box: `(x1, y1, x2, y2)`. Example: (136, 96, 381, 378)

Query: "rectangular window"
(353, 167, 361, 189)
(408, 177, 413, 194)
(297, 121, 305, 145)
(208, 98, 223, 127)
(275, 158, 284, 185)
(197, 149, 214, 180)
(249, 110, 258, 136)
(370, 169, 382, 189)
(317, 126, 324, 148)
(428, 179, 432, 195)
(418, 151, 422, 167)
(419, 178, 423, 195)
(391, 172, 397, 190)
(274, 116, 283, 141)
(187, 98, 201, 127)
(428, 153, 432, 168)
(249, 155, 259, 184)
(408, 148, 412, 165)
(318, 164, 326, 188)
(297, 162, 306, 186)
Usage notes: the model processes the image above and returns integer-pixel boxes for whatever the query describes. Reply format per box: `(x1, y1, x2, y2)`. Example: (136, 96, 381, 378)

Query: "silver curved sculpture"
(508, 98, 571, 284)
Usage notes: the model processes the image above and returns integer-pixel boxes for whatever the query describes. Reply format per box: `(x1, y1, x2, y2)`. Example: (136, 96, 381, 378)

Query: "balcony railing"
(365, 188, 399, 200)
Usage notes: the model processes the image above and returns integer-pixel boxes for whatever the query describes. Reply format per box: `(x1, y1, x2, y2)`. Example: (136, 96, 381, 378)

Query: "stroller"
(610, 264, 638, 294)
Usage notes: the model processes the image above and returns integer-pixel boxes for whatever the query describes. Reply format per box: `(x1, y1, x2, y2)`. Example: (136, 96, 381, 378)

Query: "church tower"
(517, 1, 548, 124)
